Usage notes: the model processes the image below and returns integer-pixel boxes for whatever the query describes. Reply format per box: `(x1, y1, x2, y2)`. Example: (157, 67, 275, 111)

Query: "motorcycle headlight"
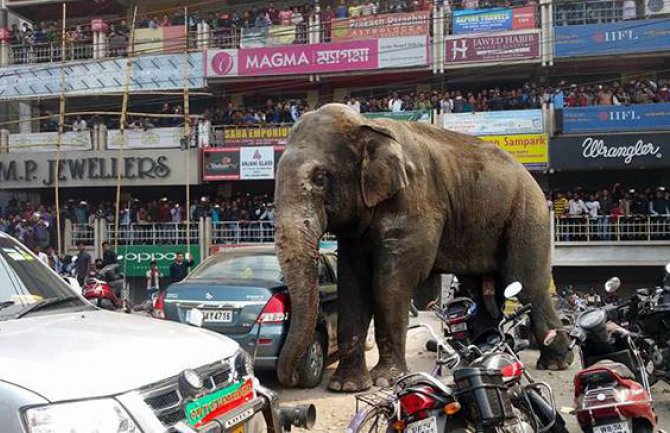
(24, 399, 139, 433)
(233, 349, 254, 380)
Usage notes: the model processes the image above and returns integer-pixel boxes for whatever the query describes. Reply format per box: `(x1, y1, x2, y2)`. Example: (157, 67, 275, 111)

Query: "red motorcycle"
(569, 280, 657, 433)
(82, 263, 131, 313)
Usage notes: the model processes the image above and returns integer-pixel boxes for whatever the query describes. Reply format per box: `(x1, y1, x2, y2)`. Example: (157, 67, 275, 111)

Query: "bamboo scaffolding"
(183, 6, 192, 254)
(54, 3, 67, 256)
(113, 5, 138, 251)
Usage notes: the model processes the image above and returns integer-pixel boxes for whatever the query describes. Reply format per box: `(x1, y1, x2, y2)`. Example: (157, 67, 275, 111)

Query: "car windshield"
(189, 253, 283, 282)
(0, 237, 86, 319)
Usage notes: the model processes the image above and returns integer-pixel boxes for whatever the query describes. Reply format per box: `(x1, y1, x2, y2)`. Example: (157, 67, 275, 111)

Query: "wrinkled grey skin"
(274, 103, 572, 391)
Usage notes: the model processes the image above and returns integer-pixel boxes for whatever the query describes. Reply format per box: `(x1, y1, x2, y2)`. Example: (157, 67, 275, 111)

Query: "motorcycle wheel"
(347, 405, 394, 433)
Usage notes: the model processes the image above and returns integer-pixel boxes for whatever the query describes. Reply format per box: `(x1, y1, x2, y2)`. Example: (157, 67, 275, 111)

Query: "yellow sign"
(224, 126, 291, 143)
(479, 133, 548, 169)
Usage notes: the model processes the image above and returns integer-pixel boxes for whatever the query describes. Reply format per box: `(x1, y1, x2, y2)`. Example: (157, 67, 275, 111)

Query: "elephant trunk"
(274, 211, 324, 386)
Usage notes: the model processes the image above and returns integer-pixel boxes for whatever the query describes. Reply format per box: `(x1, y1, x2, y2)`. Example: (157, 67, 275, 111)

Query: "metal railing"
(105, 222, 199, 246)
(71, 223, 95, 246)
(553, 0, 643, 26)
(9, 42, 95, 65)
(212, 221, 276, 244)
(554, 215, 670, 243)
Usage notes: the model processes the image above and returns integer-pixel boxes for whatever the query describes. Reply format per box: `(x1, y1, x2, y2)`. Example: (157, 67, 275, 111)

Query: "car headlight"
(24, 399, 139, 433)
(233, 349, 254, 380)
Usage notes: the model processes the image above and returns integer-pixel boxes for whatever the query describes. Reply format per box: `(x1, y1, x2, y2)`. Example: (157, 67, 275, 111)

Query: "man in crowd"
(74, 241, 92, 286)
(169, 252, 194, 284)
(146, 260, 162, 302)
(102, 241, 117, 266)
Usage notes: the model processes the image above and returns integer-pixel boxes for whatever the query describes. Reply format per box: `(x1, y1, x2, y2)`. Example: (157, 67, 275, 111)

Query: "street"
(262, 313, 670, 433)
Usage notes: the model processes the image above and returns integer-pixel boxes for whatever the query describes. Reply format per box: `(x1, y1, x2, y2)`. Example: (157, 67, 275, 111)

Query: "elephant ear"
(358, 123, 408, 208)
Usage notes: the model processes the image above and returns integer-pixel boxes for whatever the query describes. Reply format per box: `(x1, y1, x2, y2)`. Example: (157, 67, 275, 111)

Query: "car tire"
(298, 331, 325, 389)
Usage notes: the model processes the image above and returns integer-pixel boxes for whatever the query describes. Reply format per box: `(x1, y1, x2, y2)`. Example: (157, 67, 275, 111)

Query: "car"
(156, 245, 358, 388)
(0, 232, 312, 432)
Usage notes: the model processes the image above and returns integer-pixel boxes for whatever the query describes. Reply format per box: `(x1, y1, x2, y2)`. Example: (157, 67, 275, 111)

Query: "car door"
(319, 253, 338, 357)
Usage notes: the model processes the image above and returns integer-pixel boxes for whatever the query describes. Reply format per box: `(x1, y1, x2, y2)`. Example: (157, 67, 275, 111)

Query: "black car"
(156, 245, 344, 388)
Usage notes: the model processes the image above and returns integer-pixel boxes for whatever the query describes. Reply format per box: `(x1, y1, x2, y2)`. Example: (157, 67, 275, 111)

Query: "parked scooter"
(568, 278, 657, 433)
(81, 255, 131, 313)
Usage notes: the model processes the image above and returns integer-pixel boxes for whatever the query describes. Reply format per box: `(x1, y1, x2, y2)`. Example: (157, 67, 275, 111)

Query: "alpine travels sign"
(550, 133, 668, 170)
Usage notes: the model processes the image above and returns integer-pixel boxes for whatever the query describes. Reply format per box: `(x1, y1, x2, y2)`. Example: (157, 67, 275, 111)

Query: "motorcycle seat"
(588, 360, 635, 380)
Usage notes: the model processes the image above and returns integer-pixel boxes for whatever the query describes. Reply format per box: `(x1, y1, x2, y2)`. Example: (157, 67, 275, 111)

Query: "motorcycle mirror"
(117, 255, 124, 260)
(665, 263, 670, 274)
(504, 282, 523, 299)
(605, 277, 621, 293)
(452, 275, 459, 284)
(71, 255, 78, 263)
(185, 308, 204, 328)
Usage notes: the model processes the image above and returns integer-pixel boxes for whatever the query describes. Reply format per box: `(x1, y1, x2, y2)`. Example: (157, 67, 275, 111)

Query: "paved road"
(260, 313, 670, 432)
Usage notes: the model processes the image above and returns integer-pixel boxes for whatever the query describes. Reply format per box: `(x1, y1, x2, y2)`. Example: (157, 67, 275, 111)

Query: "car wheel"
(298, 331, 325, 388)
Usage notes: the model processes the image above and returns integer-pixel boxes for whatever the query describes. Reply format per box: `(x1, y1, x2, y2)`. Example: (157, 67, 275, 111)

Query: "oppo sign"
(123, 252, 180, 264)
(120, 246, 200, 277)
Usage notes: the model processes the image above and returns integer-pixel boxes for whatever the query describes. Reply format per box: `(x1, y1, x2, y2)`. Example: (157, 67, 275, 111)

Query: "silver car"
(0, 232, 312, 433)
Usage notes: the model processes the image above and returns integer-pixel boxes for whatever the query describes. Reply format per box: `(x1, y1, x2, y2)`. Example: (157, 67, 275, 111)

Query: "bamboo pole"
(114, 5, 138, 251)
(54, 2, 67, 257)
(183, 6, 192, 254)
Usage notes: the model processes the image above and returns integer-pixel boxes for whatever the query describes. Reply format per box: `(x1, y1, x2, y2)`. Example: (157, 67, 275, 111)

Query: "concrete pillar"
(0, 0, 8, 66)
(332, 88, 348, 103)
(202, 216, 211, 259)
(0, 128, 8, 152)
(306, 90, 319, 109)
(64, 219, 73, 253)
(18, 101, 32, 134)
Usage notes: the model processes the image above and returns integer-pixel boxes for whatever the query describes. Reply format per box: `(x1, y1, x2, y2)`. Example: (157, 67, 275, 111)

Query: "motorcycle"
(568, 280, 657, 433)
(347, 282, 565, 433)
(609, 263, 670, 386)
(81, 257, 131, 313)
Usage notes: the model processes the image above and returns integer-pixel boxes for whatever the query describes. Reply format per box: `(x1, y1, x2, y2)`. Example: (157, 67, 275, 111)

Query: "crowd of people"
(551, 185, 670, 241)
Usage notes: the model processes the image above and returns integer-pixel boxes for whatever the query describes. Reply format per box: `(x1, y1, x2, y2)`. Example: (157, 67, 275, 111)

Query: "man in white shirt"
(568, 191, 589, 240)
(585, 193, 606, 239)
(388, 92, 403, 112)
(345, 96, 361, 113)
(441, 94, 454, 114)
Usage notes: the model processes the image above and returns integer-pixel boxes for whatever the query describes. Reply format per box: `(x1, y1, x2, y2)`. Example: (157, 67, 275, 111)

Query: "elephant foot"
(536, 348, 574, 371)
(328, 364, 372, 393)
(370, 362, 407, 388)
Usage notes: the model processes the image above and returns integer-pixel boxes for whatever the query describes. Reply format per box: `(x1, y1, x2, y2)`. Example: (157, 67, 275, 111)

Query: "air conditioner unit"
(646, 0, 670, 16)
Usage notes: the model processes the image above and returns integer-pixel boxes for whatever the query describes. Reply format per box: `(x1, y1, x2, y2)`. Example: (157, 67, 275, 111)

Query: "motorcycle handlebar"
(506, 304, 532, 322)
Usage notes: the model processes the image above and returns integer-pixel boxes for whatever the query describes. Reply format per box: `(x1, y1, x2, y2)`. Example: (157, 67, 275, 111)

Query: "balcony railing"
(553, 0, 643, 26)
(9, 42, 95, 64)
(554, 215, 670, 243)
(105, 222, 199, 246)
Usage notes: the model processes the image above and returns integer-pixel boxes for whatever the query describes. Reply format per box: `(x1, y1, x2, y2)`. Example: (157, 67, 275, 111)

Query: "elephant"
(273, 103, 573, 391)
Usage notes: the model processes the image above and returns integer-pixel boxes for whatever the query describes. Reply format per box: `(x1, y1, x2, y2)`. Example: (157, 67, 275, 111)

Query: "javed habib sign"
(0, 149, 199, 189)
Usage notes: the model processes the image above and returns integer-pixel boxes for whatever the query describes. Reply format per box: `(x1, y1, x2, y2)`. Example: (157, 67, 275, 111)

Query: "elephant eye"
(312, 171, 327, 188)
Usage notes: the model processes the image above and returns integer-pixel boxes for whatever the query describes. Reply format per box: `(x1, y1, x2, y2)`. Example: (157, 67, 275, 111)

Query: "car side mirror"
(504, 282, 523, 299)
(185, 308, 204, 328)
(665, 263, 670, 274)
(605, 277, 621, 293)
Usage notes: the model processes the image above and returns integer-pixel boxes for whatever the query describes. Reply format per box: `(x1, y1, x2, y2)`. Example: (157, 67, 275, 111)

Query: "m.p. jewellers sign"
(0, 149, 200, 189)
(550, 133, 667, 171)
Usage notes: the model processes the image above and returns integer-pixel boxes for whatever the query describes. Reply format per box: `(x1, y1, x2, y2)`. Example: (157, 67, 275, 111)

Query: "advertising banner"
(362, 110, 431, 122)
(452, 6, 536, 34)
(222, 125, 291, 145)
(107, 127, 184, 150)
(203, 147, 285, 181)
(442, 109, 543, 136)
(241, 25, 296, 48)
(332, 11, 430, 40)
(206, 35, 429, 78)
(554, 18, 670, 58)
(479, 133, 548, 170)
(135, 26, 185, 54)
(445, 30, 540, 65)
(118, 245, 200, 278)
(0, 52, 204, 100)
(0, 149, 200, 189)
(7, 131, 92, 152)
(550, 133, 669, 170)
(562, 103, 670, 134)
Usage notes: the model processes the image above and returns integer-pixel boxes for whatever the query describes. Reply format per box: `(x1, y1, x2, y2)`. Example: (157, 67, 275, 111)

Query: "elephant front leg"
(328, 243, 374, 392)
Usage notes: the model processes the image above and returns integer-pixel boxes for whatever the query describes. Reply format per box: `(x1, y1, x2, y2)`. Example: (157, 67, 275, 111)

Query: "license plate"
(450, 322, 467, 333)
(185, 379, 255, 427)
(407, 416, 438, 433)
(203, 309, 233, 323)
(593, 422, 630, 433)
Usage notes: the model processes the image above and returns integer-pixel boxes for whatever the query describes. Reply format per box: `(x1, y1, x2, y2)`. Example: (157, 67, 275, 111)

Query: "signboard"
(203, 147, 285, 181)
(206, 35, 429, 78)
(0, 149, 200, 189)
(7, 131, 92, 152)
(135, 26, 185, 54)
(0, 52, 204, 100)
(223, 126, 291, 145)
(550, 133, 668, 170)
(452, 6, 536, 34)
(118, 244, 200, 278)
(332, 11, 430, 40)
(241, 25, 296, 48)
(107, 127, 184, 150)
(442, 109, 543, 136)
(445, 30, 540, 65)
(554, 18, 670, 58)
(562, 103, 670, 134)
(363, 110, 431, 122)
(479, 133, 548, 171)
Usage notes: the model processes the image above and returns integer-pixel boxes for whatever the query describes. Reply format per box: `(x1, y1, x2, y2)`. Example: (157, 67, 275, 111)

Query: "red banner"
(445, 30, 540, 65)
(331, 11, 430, 41)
